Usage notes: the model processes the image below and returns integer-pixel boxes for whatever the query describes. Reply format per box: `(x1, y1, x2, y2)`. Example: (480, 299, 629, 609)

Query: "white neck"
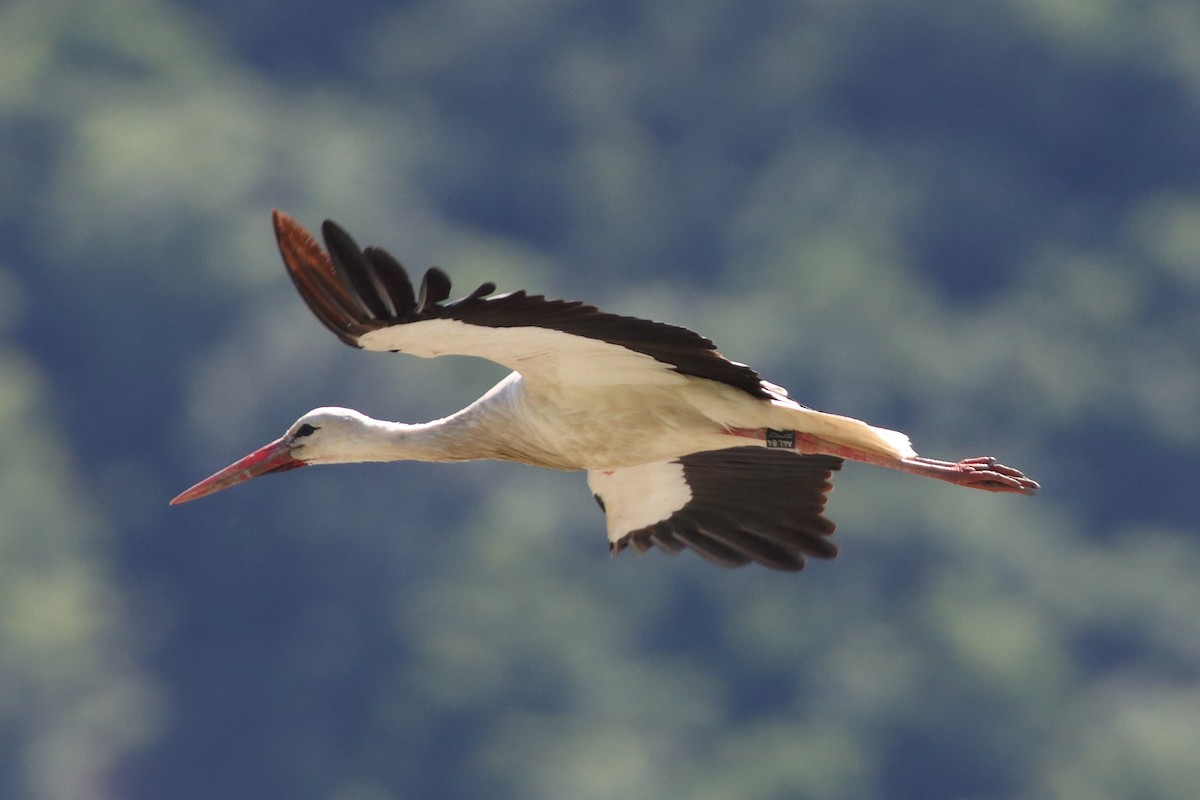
(300, 375, 540, 467)
(311, 414, 500, 465)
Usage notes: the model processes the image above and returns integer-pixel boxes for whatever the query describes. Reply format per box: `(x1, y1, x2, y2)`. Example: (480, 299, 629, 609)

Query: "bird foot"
(901, 456, 1039, 495)
(738, 429, 1040, 496)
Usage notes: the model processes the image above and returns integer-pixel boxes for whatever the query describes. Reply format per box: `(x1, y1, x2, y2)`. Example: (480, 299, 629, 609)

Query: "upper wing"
(273, 211, 770, 397)
(588, 447, 844, 571)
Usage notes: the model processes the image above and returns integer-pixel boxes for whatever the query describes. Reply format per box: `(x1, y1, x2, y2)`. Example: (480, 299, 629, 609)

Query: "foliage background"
(2, 0, 1199, 798)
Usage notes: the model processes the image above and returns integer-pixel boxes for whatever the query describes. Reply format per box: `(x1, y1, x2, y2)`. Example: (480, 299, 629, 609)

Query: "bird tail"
(774, 401, 917, 460)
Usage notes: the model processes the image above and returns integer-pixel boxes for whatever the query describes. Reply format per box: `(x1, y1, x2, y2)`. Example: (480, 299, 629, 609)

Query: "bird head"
(170, 407, 372, 505)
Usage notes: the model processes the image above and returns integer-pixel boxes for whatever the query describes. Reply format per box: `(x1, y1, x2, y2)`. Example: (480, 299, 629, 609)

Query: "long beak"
(171, 436, 307, 505)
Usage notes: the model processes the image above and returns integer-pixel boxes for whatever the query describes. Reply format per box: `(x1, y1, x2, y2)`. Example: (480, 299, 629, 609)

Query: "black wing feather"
(363, 247, 416, 314)
(418, 267, 452, 311)
(322, 220, 393, 320)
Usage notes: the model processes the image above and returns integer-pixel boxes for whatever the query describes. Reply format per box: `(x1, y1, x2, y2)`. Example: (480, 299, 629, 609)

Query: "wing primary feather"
(648, 526, 686, 555)
(363, 247, 416, 314)
(321, 221, 390, 321)
(457, 281, 497, 304)
(659, 508, 805, 570)
(274, 211, 368, 345)
(672, 527, 753, 568)
(350, 249, 399, 319)
(418, 267, 452, 311)
(689, 503, 836, 559)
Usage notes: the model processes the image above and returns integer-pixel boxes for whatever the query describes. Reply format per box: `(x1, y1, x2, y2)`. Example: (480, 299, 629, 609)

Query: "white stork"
(172, 212, 1038, 571)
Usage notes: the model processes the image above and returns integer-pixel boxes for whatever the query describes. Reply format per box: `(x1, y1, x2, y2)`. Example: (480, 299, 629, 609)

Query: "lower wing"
(588, 447, 844, 571)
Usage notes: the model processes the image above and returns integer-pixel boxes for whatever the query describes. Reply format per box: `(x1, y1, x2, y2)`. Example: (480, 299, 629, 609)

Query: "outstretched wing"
(273, 211, 770, 397)
(588, 447, 844, 571)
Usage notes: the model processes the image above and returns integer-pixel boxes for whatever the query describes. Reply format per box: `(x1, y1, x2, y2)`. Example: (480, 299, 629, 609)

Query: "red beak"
(170, 436, 307, 505)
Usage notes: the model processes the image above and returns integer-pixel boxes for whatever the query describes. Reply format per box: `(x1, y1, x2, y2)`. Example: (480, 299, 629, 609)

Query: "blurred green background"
(3, 0, 1200, 798)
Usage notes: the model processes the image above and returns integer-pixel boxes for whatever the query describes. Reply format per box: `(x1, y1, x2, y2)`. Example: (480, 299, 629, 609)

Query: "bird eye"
(295, 423, 319, 438)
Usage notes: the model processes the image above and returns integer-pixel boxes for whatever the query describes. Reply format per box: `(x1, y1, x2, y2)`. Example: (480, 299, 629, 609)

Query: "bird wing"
(587, 447, 844, 571)
(273, 211, 770, 397)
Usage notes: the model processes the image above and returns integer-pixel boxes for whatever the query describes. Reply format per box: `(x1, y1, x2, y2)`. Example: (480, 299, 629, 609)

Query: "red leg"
(773, 431, 1039, 495)
(896, 455, 1039, 494)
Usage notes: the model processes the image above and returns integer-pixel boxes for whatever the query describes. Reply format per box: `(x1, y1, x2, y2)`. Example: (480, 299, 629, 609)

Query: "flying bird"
(172, 212, 1039, 571)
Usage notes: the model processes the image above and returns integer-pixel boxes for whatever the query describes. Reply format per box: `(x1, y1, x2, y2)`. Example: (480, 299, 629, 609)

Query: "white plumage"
(360, 319, 693, 387)
(587, 462, 692, 544)
(172, 212, 1039, 571)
